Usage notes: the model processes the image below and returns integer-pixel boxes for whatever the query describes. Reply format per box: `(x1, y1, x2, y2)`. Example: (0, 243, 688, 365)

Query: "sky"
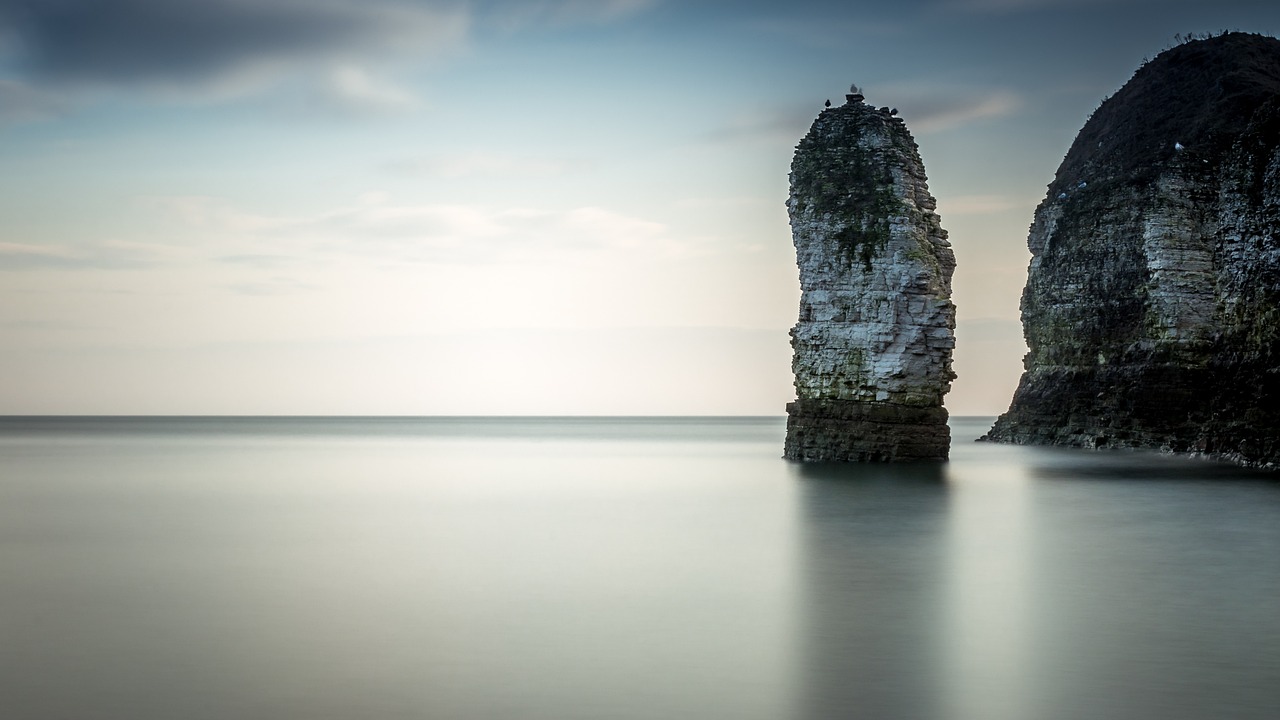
(1, 0, 1277, 416)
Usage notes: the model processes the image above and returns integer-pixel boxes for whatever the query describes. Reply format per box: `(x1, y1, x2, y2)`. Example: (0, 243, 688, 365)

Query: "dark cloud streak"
(0, 0, 464, 88)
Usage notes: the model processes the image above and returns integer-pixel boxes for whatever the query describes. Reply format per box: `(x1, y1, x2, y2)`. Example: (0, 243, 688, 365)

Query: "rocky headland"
(784, 90, 957, 462)
(984, 32, 1280, 469)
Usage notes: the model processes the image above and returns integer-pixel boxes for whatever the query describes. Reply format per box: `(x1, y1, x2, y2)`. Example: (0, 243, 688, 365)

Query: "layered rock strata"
(784, 92, 957, 462)
(984, 33, 1280, 469)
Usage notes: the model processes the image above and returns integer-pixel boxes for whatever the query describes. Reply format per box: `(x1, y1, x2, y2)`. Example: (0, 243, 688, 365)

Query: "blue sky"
(1, 0, 1277, 414)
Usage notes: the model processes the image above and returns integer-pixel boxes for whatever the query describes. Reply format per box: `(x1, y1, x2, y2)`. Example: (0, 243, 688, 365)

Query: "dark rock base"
(784, 399, 950, 462)
(982, 363, 1280, 470)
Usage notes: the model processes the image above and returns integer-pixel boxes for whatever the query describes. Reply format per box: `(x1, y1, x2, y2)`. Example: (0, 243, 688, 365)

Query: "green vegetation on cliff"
(790, 108, 904, 271)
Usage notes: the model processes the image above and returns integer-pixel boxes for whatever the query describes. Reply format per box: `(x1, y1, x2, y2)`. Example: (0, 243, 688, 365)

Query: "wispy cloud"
(297, 64, 421, 116)
(881, 86, 1023, 133)
(0, 239, 165, 270)
(312, 202, 679, 262)
(481, 0, 660, 32)
(150, 195, 688, 264)
(704, 85, 1020, 144)
(6, 194, 681, 273)
(703, 107, 816, 145)
(385, 151, 580, 178)
(0, 79, 67, 123)
(0, 241, 83, 268)
(216, 254, 310, 269)
(224, 276, 317, 296)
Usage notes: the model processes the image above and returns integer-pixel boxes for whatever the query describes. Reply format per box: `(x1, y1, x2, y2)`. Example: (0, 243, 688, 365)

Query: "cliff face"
(985, 33, 1280, 469)
(784, 94, 956, 462)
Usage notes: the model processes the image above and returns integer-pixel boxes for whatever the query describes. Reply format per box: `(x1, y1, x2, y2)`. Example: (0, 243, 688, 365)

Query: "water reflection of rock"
(1017, 453, 1280, 720)
(791, 462, 949, 719)
(790, 424, 1280, 720)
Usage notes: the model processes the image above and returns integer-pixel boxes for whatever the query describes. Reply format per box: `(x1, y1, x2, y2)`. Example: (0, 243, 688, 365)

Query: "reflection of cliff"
(985, 33, 1280, 468)
(784, 92, 956, 462)
(792, 463, 949, 719)
(791, 420, 1280, 720)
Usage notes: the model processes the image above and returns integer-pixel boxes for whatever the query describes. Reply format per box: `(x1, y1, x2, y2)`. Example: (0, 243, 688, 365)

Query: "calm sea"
(1, 416, 1276, 720)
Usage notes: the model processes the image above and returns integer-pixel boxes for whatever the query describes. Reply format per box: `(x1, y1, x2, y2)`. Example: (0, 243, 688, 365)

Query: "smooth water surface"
(1, 417, 1277, 719)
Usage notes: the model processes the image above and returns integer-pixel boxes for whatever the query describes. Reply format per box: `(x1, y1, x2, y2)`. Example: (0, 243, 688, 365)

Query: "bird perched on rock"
(825, 99, 831, 108)
(889, 108, 898, 116)
(1174, 141, 1185, 151)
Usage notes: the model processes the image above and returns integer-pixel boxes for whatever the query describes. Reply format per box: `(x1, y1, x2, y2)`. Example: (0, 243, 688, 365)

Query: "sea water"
(0, 416, 1276, 720)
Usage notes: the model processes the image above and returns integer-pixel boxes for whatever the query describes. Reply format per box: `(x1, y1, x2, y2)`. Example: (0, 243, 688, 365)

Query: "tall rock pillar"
(784, 92, 956, 462)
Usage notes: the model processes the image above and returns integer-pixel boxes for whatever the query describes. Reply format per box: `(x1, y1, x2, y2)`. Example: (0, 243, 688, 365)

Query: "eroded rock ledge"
(784, 92, 956, 462)
(983, 33, 1280, 469)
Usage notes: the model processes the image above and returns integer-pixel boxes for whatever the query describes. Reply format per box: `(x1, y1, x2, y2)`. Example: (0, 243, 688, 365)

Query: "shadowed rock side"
(784, 94, 956, 462)
(984, 33, 1280, 469)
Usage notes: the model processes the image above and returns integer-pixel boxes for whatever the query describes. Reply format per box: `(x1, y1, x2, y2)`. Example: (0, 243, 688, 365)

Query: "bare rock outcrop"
(984, 33, 1280, 469)
(784, 91, 957, 462)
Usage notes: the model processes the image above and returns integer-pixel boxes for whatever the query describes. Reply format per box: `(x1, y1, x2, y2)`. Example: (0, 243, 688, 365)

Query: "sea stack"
(784, 90, 957, 462)
(984, 33, 1280, 468)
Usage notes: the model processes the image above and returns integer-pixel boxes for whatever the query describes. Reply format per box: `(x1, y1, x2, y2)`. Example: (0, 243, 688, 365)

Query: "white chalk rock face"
(783, 94, 956, 462)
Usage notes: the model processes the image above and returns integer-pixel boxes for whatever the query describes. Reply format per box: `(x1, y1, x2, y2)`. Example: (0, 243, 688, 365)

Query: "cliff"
(784, 92, 957, 462)
(984, 32, 1280, 469)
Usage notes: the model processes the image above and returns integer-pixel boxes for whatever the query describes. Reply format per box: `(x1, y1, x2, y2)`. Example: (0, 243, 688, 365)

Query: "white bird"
(1077, 181, 1087, 189)
(1174, 142, 1185, 151)
(1058, 192, 1068, 200)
